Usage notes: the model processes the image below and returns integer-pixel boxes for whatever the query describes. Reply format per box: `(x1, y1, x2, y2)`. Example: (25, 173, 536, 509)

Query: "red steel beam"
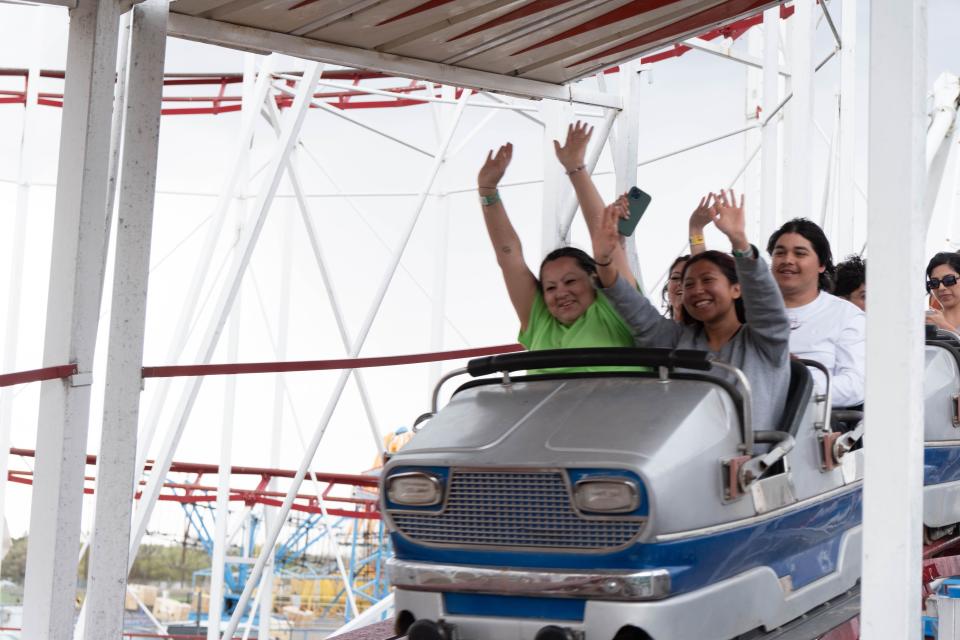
(9, 447, 380, 487)
(566, 0, 775, 68)
(0, 364, 76, 388)
(140, 343, 524, 379)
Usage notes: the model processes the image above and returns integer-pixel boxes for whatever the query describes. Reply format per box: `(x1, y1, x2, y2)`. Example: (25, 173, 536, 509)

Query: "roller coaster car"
(381, 348, 864, 640)
(924, 327, 960, 540)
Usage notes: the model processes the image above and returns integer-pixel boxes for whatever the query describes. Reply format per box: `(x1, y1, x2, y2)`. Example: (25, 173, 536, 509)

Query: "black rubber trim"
(452, 369, 746, 432)
(465, 347, 714, 378)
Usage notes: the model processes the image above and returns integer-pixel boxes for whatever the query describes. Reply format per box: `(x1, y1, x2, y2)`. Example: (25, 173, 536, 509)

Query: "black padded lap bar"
(466, 348, 714, 377)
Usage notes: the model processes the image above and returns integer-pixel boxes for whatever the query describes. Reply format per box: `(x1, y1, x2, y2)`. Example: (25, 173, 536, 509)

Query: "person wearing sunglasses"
(926, 252, 960, 332)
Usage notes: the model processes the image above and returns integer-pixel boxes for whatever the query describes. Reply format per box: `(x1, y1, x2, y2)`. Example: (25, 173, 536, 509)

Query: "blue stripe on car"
(392, 486, 862, 595)
(924, 446, 960, 485)
(444, 593, 586, 621)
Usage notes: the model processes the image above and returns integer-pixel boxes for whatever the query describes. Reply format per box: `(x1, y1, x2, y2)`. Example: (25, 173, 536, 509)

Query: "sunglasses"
(927, 274, 959, 291)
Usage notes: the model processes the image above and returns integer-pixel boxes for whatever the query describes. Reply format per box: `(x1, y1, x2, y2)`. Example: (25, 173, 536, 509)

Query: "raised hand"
(709, 189, 749, 252)
(553, 121, 593, 173)
(478, 143, 513, 188)
(594, 197, 628, 267)
(689, 194, 716, 235)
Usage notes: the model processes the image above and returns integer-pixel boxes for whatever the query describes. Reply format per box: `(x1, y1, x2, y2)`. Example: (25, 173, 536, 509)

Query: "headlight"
(573, 478, 640, 513)
(387, 472, 442, 506)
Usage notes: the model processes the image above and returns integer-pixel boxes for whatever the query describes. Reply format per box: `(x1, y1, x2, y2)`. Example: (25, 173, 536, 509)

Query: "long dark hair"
(926, 252, 960, 278)
(766, 218, 835, 292)
(834, 255, 866, 298)
(662, 254, 691, 318)
(537, 247, 597, 292)
(678, 251, 746, 326)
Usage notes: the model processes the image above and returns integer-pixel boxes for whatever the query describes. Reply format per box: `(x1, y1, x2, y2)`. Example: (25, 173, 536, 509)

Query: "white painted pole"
(128, 62, 325, 573)
(134, 55, 277, 480)
(860, 1, 926, 639)
(760, 6, 781, 244)
(744, 25, 764, 241)
(208, 266, 240, 639)
(79, 2, 168, 638)
(784, 0, 814, 221)
(923, 74, 960, 228)
(21, 0, 121, 635)
(428, 86, 455, 399)
(539, 99, 573, 257)
(221, 91, 470, 640)
(818, 99, 841, 229)
(0, 7, 43, 589)
(255, 177, 294, 640)
(948, 128, 960, 251)
(209, 50, 256, 640)
(837, 0, 858, 256)
(612, 62, 643, 290)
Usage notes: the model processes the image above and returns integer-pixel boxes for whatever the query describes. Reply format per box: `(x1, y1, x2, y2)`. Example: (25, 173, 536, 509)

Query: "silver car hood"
(395, 376, 739, 472)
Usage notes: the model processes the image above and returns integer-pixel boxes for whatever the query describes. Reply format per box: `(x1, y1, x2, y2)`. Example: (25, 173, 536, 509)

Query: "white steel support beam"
(257, 197, 293, 638)
(949, 128, 960, 251)
(784, 0, 815, 221)
(744, 25, 764, 240)
(861, 1, 926, 639)
(684, 36, 790, 77)
(166, 13, 623, 109)
(134, 54, 277, 482)
(128, 62, 324, 572)
(923, 74, 960, 227)
(0, 8, 44, 586)
(611, 61, 643, 290)
(207, 52, 256, 639)
(837, 0, 858, 256)
(21, 0, 122, 635)
(208, 262, 240, 640)
(428, 85, 456, 395)
(222, 91, 470, 639)
(79, 1, 168, 638)
(540, 99, 574, 257)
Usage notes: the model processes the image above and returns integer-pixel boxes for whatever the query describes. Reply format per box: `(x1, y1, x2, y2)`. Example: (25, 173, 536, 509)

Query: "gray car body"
(924, 342, 960, 528)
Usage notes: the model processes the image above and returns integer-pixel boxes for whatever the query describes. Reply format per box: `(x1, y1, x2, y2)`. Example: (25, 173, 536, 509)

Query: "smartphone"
(619, 186, 652, 236)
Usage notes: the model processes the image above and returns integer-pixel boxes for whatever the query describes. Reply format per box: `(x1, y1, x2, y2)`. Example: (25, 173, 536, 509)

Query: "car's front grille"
(390, 469, 644, 550)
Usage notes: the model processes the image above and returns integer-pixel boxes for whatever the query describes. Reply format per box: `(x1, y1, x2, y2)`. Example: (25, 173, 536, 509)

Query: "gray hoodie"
(602, 252, 791, 431)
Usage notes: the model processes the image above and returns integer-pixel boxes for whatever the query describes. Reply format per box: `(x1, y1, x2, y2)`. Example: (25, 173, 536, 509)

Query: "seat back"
(780, 359, 814, 435)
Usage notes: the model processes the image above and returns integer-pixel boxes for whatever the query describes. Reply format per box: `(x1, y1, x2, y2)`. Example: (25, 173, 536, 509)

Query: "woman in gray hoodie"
(591, 191, 791, 431)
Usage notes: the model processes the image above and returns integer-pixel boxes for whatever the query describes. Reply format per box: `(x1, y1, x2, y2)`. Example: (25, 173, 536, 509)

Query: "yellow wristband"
(689, 234, 705, 246)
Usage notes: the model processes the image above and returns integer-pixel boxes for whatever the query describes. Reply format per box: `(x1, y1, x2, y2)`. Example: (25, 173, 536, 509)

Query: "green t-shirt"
(518, 290, 639, 374)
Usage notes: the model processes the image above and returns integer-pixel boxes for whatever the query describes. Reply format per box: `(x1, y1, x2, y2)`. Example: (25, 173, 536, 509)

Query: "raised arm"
(478, 143, 538, 331)
(710, 190, 790, 356)
(592, 199, 683, 346)
(688, 194, 715, 256)
(555, 121, 636, 288)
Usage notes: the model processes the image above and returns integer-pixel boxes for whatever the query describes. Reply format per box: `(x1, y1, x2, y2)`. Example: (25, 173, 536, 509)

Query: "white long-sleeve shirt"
(787, 292, 866, 407)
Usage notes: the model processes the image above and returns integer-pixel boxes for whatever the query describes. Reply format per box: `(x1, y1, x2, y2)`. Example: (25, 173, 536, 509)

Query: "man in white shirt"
(767, 219, 866, 407)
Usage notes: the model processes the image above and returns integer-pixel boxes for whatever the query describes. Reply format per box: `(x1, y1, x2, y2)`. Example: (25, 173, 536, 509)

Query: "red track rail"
(6, 447, 382, 519)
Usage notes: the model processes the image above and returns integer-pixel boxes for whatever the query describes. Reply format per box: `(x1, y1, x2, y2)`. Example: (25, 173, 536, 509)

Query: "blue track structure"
(171, 483, 391, 626)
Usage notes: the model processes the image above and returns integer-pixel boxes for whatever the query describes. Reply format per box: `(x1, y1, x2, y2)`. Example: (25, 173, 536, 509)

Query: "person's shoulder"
(820, 292, 864, 318)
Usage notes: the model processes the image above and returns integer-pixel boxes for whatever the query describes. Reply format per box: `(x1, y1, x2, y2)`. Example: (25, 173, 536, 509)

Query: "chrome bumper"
(388, 558, 670, 601)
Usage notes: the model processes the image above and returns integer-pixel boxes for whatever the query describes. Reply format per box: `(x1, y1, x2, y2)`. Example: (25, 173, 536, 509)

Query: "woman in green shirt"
(477, 125, 636, 370)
